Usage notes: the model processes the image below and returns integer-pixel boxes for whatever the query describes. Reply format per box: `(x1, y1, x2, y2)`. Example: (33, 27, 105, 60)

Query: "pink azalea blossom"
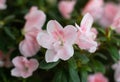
(99, 3, 119, 27)
(19, 6, 46, 57)
(111, 11, 120, 33)
(37, 20, 77, 62)
(58, 0, 76, 19)
(75, 13, 98, 53)
(88, 73, 108, 82)
(0, 0, 7, 10)
(82, 0, 104, 20)
(112, 60, 120, 82)
(11, 56, 39, 78)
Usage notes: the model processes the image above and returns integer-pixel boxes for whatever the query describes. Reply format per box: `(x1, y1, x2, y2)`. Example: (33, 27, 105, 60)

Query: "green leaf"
(68, 58, 80, 82)
(107, 45, 119, 62)
(53, 70, 67, 82)
(39, 60, 60, 70)
(80, 70, 88, 82)
(92, 60, 105, 74)
(75, 52, 89, 64)
(3, 27, 16, 40)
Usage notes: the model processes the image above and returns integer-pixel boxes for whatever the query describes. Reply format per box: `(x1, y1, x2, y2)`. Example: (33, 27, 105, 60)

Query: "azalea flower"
(19, 6, 46, 57)
(11, 56, 39, 78)
(58, 0, 76, 19)
(82, 0, 104, 20)
(37, 20, 77, 62)
(0, 0, 7, 10)
(75, 13, 98, 53)
(88, 73, 108, 82)
(99, 3, 119, 27)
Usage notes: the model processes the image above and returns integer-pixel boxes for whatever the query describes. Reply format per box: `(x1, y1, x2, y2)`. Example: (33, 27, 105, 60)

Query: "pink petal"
(12, 56, 26, 69)
(57, 44, 74, 61)
(47, 20, 63, 38)
(76, 33, 97, 53)
(45, 49, 59, 63)
(20, 71, 32, 78)
(37, 31, 53, 49)
(82, 0, 104, 20)
(58, 0, 76, 19)
(19, 35, 40, 57)
(11, 68, 21, 77)
(24, 6, 46, 32)
(80, 13, 93, 32)
(63, 25, 77, 45)
(28, 59, 39, 72)
(88, 73, 108, 82)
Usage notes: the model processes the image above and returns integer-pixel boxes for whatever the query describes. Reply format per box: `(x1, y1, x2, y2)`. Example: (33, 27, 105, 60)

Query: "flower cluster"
(0, 0, 120, 82)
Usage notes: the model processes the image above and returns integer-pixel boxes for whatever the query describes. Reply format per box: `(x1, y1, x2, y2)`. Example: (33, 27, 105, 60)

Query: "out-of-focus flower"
(0, 49, 13, 68)
(82, 0, 104, 20)
(112, 60, 120, 82)
(75, 13, 98, 53)
(19, 6, 46, 57)
(111, 11, 120, 33)
(58, 0, 76, 19)
(99, 3, 119, 27)
(37, 20, 77, 62)
(88, 73, 108, 82)
(0, 0, 7, 10)
(11, 56, 39, 78)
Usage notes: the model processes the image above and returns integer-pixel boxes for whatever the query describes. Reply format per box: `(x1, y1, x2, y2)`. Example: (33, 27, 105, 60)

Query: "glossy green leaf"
(39, 60, 60, 70)
(107, 45, 119, 62)
(53, 70, 67, 82)
(92, 60, 105, 74)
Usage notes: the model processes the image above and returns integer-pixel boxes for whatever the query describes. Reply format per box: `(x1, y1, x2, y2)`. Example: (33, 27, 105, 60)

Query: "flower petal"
(19, 35, 40, 57)
(24, 6, 46, 32)
(28, 59, 39, 72)
(47, 20, 63, 36)
(64, 25, 77, 44)
(45, 49, 59, 63)
(37, 31, 53, 49)
(11, 68, 21, 77)
(57, 44, 74, 60)
(80, 13, 93, 32)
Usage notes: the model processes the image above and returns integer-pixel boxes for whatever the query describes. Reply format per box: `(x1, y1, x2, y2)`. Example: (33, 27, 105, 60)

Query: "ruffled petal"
(11, 68, 21, 77)
(64, 25, 77, 44)
(57, 44, 74, 60)
(80, 13, 93, 32)
(45, 49, 59, 63)
(37, 31, 53, 49)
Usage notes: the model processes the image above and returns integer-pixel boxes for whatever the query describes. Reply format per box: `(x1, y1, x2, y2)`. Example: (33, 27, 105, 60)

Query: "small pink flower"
(112, 60, 120, 82)
(19, 6, 46, 57)
(99, 3, 118, 27)
(75, 13, 98, 53)
(111, 11, 120, 33)
(11, 56, 39, 78)
(37, 20, 77, 62)
(58, 0, 76, 19)
(82, 0, 104, 20)
(88, 73, 108, 82)
(0, 0, 7, 10)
